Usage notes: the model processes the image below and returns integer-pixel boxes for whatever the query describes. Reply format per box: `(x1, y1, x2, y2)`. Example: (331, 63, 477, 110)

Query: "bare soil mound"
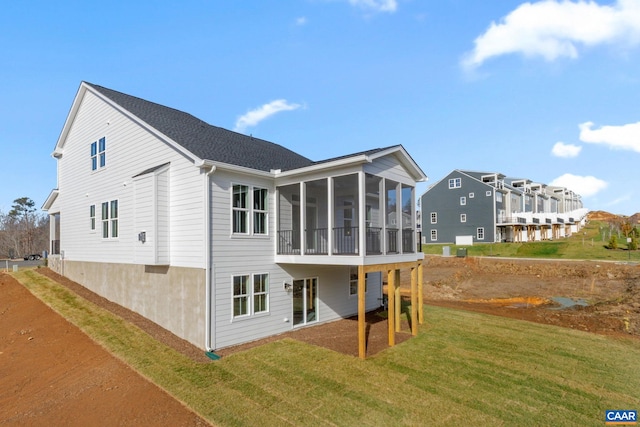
(418, 256, 640, 337)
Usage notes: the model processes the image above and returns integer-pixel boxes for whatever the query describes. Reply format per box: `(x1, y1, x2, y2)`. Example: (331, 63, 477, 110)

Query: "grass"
(13, 269, 640, 426)
(423, 220, 640, 262)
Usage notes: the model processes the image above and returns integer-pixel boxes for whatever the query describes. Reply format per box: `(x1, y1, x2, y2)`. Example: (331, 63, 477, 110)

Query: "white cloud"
(295, 16, 307, 26)
(549, 173, 608, 197)
(234, 100, 302, 134)
(579, 121, 640, 153)
(551, 141, 582, 158)
(462, 0, 640, 70)
(347, 0, 397, 13)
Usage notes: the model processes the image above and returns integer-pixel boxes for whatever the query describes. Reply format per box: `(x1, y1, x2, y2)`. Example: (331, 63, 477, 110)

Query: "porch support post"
(410, 264, 418, 336)
(358, 264, 366, 359)
(418, 260, 424, 325)
(394, 270, 401, 333)
(387, 268, 396, 347)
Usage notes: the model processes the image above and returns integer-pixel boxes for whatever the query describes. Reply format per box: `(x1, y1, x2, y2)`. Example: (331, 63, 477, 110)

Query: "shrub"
(608, 235, 618, 250)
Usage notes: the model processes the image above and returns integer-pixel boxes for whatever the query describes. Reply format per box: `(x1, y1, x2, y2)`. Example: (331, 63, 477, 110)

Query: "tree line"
(0, 197, 49, 259)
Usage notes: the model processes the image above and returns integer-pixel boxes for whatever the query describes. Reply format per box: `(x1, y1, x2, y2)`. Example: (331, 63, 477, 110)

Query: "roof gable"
(80, 83, 314, 172)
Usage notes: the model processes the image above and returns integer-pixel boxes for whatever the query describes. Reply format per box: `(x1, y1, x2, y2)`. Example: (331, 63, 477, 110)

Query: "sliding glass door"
(292, 278, 318, 326)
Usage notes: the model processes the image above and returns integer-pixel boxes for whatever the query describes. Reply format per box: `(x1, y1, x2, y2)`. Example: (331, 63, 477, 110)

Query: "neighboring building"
(42, 82, 428, 355)
(420, 170, 587, 244)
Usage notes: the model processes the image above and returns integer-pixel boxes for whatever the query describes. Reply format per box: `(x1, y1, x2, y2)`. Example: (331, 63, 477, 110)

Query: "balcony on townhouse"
(275, 172, 420, 265)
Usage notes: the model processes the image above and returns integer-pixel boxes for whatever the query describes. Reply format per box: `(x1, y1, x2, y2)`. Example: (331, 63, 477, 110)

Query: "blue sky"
(1, 0, 639, 216)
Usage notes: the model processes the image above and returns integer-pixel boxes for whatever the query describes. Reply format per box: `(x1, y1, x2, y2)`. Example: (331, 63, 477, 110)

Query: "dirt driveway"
(0, 272, 209, 426)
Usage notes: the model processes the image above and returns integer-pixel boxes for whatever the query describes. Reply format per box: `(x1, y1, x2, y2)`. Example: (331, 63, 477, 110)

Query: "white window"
(469, 192, 475, 198)
(253, 188, 268, 235)
(233, 273, 269, 318)
(232, 275, 249, 317)
(460, 197, 466, 206)
(349, 267, 368, 296)
(430, 212, 437, 224)
(253, 273, 269, 313)
(461, 214, 467, 223)
(90, 137, 106, 171)
(486, 190, 492, 196)
(101, 200, 118, 238)
(90, 205, 96, 231)
(448, 178, 461, 189)
(430, 229, 437, 241)
(233, 184, 268, 235)
(477, 227, 485, 240)
(496, 192, 503, 202)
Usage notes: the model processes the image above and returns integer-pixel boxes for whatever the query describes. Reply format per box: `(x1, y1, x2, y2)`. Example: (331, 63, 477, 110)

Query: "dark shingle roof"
(86, 83, 314, 172)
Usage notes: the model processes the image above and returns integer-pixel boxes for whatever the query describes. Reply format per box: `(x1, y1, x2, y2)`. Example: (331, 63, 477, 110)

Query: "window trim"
(486, 190, 492, 196)
(430, 229, 437, 241)
(460, 214, 467, 223)
(460, 196, 466, 206)
(349, 267, 369, 296)
(232, 183, 269, 236)
(477, 227, 485, 240)
(448, 178, 461, 189)
(430, 212, 437, 224)
(91, 137, 106, 171)
(101, 199, 118, 239)
(469, 192, 475, 198)
(90, 204, 96, 231)
(232, 273, 270, 319)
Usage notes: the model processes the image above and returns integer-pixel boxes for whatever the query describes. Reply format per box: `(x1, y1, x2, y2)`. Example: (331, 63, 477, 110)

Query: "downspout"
(203, 164, 217, 352)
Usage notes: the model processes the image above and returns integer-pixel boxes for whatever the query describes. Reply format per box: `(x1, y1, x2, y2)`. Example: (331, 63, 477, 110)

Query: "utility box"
(443, 246, 450, 257)
(456, 248, 467, 258)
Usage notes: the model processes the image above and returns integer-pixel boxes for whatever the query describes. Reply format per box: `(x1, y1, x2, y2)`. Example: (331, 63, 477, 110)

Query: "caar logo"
(606, 410, 637, 425)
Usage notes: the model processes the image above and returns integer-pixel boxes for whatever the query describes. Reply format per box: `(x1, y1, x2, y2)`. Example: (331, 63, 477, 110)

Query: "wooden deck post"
(394, 269, 401, 333)
(418, 261, 424, 324)
(387, 268, 396, 347)
(411, 265, 418, 336)
(358, 264, 366, 359)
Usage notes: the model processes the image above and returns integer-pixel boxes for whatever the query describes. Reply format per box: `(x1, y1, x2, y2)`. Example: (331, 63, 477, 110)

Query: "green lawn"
(423, 220, 640, 262)
(13, 269, 640, 426)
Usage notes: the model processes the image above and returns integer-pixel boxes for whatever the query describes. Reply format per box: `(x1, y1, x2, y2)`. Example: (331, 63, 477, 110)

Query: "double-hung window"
(91, 137, 106, 171)
(232, 184, 268, 235)
(233, 273, 269, 318)
(349, 267, 368, 296)
(477, 227, 485, 240)
(253, 188, 268, 235)
(101, 200, 118, 238)
(430, 212, 437, 224)
(430, 229, 437, 241)
(90, 205, 96, 231)
(460, 196, 466, 206)
(460, 214, 467, 223)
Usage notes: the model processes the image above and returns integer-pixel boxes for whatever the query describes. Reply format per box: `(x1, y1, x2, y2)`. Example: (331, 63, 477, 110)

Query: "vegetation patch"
(13, 269, 640, 427)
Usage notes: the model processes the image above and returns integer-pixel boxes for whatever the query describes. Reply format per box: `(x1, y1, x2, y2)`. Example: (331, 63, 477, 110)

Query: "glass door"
(292, 278, 318, 326)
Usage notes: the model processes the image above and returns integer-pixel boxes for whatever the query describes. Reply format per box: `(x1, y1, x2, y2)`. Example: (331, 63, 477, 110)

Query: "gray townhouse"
(420, 170, 587, 245)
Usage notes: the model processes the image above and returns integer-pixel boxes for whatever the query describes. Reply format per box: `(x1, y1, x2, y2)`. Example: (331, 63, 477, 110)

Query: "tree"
(0, 197, 49, 258)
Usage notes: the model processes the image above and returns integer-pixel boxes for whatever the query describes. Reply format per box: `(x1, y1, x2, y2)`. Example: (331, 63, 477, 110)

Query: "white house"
(43, 82, 428, 358)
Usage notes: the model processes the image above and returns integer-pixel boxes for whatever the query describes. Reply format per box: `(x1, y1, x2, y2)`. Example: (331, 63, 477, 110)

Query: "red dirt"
(0, 272, 209, 426)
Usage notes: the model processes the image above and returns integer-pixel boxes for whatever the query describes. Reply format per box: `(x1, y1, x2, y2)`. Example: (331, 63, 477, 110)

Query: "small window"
(101, 200, 118, 238)
(469, 192, 475, 198)
(233, 275, 249, 317)
(460, 197, 466, 206)
(430, 229, 437, 241)
(448, 178, 461, 189)
(232, 184, 249, 234)
(461, 214, 467, 223)
(430, 212, 437, 224)
(253, 187, 268, 235)
(477, 227, 485, 240)
(486, 190, 492, 196)
(90, 137, 106, 171)
(90, 205, 96, 231)
(349, 267, 368, 296)
(253, 273, 269, 313)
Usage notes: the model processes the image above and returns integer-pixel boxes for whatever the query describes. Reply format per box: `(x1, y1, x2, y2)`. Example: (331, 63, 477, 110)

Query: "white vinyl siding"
(55, 90, 204, 268)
